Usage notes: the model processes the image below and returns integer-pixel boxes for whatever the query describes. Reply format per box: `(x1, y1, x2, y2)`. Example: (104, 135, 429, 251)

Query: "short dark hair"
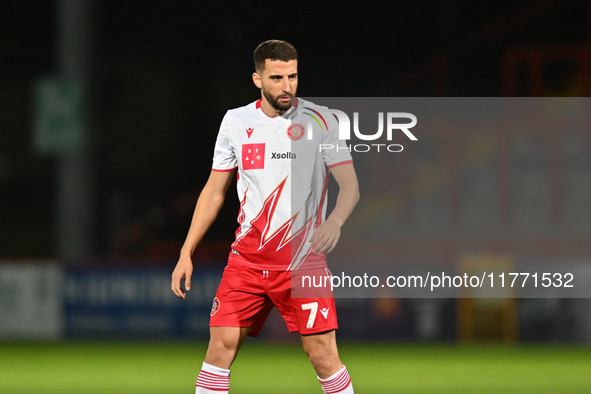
(254, 40, 298, 73)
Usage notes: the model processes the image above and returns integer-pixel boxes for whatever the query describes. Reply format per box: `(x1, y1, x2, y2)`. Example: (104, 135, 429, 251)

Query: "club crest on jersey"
(210, 297, 220, 316)
(287, 124, 305, 140)
(246, 127, 254, 138)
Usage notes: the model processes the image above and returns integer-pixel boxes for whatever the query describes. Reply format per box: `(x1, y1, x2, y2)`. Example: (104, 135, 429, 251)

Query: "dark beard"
(263, 89, 293, 112)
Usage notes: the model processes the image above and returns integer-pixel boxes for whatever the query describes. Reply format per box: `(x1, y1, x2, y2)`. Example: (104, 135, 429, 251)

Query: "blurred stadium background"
(2, 0, 591, 392)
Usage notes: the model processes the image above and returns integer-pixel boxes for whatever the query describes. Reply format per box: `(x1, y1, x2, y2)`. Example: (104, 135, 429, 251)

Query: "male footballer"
(171, 39, 359, 393)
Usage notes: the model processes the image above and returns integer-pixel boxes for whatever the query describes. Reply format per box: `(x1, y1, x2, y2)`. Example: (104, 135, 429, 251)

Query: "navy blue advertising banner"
(64, 267, 223, 338)
(61, 266, 585, 342)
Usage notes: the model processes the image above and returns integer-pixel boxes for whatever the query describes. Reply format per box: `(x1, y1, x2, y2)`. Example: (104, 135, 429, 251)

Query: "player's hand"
(310, 217, 342, 255)
(171, 255, 193, 299)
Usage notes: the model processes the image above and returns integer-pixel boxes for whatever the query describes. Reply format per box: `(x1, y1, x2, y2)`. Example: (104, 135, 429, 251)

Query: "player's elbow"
(344, 176, 360, 203)
(348, 184, 360, 207)
(209, 191, 226, 208)
(199, 187, 226, 210)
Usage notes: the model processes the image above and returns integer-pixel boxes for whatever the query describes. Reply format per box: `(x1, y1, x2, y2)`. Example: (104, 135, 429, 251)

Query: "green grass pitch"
(1, 341, 590, 393)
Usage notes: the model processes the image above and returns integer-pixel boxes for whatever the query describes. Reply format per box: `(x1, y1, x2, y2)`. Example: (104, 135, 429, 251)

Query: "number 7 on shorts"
(301, 302, 319, 329)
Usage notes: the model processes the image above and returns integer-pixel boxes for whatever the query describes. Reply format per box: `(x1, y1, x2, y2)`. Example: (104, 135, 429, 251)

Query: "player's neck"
(260, 98, 287, 118)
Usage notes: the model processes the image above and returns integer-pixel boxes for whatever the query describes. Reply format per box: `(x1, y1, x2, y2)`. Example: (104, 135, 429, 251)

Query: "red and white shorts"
(209, 264, 338, 336)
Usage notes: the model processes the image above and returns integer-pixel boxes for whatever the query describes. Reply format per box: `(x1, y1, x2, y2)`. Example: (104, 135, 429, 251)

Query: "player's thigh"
(209, 327, 250, 352)
(208, 326, 252, 349)
(205, 326, 251, 368)
(300, 329, 338, 354)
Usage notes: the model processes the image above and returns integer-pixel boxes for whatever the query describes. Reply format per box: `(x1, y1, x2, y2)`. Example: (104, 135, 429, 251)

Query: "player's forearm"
(180, 188, 226, 258)
(326, 164, 360, 228)
(327, 181, 359, 227)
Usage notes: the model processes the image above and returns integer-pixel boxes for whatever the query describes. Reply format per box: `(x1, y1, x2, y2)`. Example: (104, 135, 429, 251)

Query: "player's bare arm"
(171, 169, 235, 298)
(311, 163, 360, 255)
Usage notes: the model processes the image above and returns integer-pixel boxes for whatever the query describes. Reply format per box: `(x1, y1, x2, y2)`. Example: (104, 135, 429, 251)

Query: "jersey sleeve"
(321, 109, 353, 168)
(212, 112, 238, 171)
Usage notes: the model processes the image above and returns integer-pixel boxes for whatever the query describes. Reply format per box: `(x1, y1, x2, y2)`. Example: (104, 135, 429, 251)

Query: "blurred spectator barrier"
(0, 263, 63, 339)
(63, 266, 222, 338)
(1, 262, 590, 342)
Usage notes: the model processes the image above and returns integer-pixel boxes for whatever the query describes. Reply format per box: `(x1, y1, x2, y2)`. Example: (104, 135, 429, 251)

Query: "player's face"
(254, 59, 298, 113)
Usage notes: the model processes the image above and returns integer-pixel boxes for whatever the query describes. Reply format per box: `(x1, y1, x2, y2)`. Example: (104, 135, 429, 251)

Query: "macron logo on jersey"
(246, 128, 254, 138)
(242, 143, 265, 170)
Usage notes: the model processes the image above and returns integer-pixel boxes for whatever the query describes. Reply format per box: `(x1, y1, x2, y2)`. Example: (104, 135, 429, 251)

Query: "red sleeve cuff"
(212, 166, 238, 172)
(327, 160, 353, 169)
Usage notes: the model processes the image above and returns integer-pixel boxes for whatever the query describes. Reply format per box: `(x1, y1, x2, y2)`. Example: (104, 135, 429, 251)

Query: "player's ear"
(252, 72, 262, 89)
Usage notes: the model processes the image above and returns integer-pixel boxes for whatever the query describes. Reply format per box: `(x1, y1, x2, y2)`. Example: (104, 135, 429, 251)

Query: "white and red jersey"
(212, 98, 352, 271)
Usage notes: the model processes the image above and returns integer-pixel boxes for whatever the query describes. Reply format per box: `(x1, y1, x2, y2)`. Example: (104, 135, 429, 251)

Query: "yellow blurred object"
(457, 254, 518, 344)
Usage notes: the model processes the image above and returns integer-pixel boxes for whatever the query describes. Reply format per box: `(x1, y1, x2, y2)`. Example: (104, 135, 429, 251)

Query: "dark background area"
(1, 0, 590, 261)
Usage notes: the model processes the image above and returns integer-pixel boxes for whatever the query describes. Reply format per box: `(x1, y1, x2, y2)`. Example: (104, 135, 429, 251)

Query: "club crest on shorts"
(210, 297, 220, 316)
(287, 124, 305, 140)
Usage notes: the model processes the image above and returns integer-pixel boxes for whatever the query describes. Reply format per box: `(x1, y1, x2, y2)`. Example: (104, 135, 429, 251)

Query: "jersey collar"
(255, 98, 299, 119)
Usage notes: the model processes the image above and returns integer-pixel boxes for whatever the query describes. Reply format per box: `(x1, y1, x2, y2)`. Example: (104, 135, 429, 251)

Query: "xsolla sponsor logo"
(317, 111, 417, 153)
(271, 151, 296, 159)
